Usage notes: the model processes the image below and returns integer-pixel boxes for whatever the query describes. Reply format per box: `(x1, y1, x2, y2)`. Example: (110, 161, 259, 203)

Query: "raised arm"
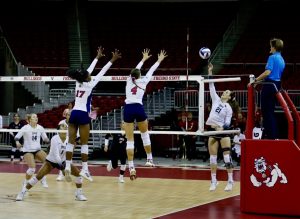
(86, 46, 105, 74)
(136, 48, 152, 70)
(207, 63, 219, 103)
(144, 50, 168, 82)
(90, 49, 122, 87)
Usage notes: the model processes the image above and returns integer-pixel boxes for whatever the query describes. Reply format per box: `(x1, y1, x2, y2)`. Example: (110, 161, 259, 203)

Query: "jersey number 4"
(131, 86, 138, 95)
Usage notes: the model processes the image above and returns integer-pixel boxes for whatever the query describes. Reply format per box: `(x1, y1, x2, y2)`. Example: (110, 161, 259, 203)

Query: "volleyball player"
(104, 122, 127, 183)
(206, 63, 235, 191)
(16, 123, 87, 201)
(15, 114, 50, 189)
(56, 109, 71, 181)
(64, 46, 121, 182)
(8, 113, 24, 162)
(123, 48, 167, 180)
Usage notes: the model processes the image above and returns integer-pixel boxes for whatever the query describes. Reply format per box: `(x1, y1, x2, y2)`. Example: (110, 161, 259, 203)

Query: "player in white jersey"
(123, 49, 167, 180)
(65, 46, 121, 183)
(206, 63, 235, 192)
(15, 114, 50, 189)
(16, 123, 87, 201)
(56, 109, 71, 181)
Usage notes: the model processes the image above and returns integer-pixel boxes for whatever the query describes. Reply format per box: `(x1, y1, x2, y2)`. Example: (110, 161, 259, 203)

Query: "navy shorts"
(123, 103, 147, 123)
(69, 110, 91, 125)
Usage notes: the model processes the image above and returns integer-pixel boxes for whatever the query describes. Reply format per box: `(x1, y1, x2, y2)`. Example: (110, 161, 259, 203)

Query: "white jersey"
(73, 60, 113, 112)
(206, 83, 232, 128)
(46, 134, 68, 165)
(58, 119, 79, 138)
(125, 61, 160, 105)
(15, 124, 48, 152)
(253, 127, 263, 139)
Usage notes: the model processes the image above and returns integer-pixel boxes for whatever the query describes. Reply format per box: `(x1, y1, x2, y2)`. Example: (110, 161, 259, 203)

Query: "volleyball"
(199, 47, 211, 59)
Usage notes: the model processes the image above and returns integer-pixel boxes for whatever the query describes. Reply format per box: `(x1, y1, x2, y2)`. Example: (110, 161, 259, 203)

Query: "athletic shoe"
(209, 181, 219, 191)
(80, 169, 93, 182)
(16, 191, 26, 201)
(56, 174, 65, 181)
(224, 181, 234, 191)
(75, 189, 87, 201)
(106, 161, 112, 172)
(64, 168, 72, 182)
(118, 175, 125, 183)
(41, 178, 49, 188)
(145, 159, 155, 167)
(129, 168, 137, 181)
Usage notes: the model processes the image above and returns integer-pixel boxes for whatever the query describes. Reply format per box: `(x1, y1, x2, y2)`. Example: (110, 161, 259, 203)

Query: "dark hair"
(66, 68, 89, 83)
(130, 69, 141, 81)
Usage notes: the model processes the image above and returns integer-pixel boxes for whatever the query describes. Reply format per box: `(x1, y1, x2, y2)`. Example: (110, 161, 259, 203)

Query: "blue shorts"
(69, 110, 91, 125)
(123, 103, 147, 123)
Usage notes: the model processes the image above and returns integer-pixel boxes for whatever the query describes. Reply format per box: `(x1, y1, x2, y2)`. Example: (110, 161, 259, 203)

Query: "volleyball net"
(0, 74, 241, 136)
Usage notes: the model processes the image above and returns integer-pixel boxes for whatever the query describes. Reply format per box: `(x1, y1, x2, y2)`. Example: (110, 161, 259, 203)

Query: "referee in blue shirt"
(254, 38, 285, 139)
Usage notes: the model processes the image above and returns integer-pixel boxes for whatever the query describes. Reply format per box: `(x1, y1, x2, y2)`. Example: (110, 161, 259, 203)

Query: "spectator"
(232, 128, 245, 166)
(104, 122, 127, 183)
(8, 114, 24, 162)
(63, 103, 73, 118)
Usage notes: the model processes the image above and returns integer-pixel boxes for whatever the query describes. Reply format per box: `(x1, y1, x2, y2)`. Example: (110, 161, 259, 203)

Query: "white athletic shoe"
(224, 181, 234, 191)
(41, 178, 49, 188)
(16, 191, 26, 201)
(118, 175, 125, 183)
(80, 169, 93, 182)
(64, 168, 72, 182)
(129, 168, 137, 181)
(106, 161, 112, 172)
(145, 159, 155, 167)
(209, 181, 219, 191)
(75, 189, 87, 201)
(56, 173, 65, 181)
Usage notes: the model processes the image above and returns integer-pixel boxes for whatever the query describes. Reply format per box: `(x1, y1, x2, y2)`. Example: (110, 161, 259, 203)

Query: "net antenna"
(0, 75, 241, 136)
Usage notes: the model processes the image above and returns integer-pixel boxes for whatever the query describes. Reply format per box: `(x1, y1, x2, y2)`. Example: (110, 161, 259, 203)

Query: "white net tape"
(0, 75, 241, 136)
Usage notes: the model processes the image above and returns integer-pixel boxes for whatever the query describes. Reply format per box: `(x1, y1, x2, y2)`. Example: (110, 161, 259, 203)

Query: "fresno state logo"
(250, 157, 288, 187)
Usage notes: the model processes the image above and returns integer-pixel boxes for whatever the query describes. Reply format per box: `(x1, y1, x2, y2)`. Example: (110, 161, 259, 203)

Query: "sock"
(128, 161, 134, 169)
(66, 160, 71, 170)
(211, 173, 217, 183)
(147, 153, 153, 160)
(228, 173, 233, 182)
(82, 162, 88, 171)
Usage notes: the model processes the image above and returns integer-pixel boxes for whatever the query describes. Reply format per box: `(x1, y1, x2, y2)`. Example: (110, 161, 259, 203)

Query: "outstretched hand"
(96, 46, 105, 59)
(157, 50, 168, 63)
(110, 49, 122, 63)
(142, 48, 152, 62)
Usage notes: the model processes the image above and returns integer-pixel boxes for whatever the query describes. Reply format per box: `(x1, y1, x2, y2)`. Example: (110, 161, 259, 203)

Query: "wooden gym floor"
(0, 159, 293, 219)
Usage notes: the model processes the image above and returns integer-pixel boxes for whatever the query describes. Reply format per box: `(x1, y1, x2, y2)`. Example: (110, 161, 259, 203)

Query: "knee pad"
(223, 154, 233, 169)
(26, 168, 36, 176)
(75, 176, 83, 185)
(81, 145, 89, 155)
(126, 141, 134, 150)
(66, 143, 74, 152)
(210, 155, 217, 165)
(222, 147, 231, 153)
(28, 176, 38, 186)
(141, 131, 151, 146)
